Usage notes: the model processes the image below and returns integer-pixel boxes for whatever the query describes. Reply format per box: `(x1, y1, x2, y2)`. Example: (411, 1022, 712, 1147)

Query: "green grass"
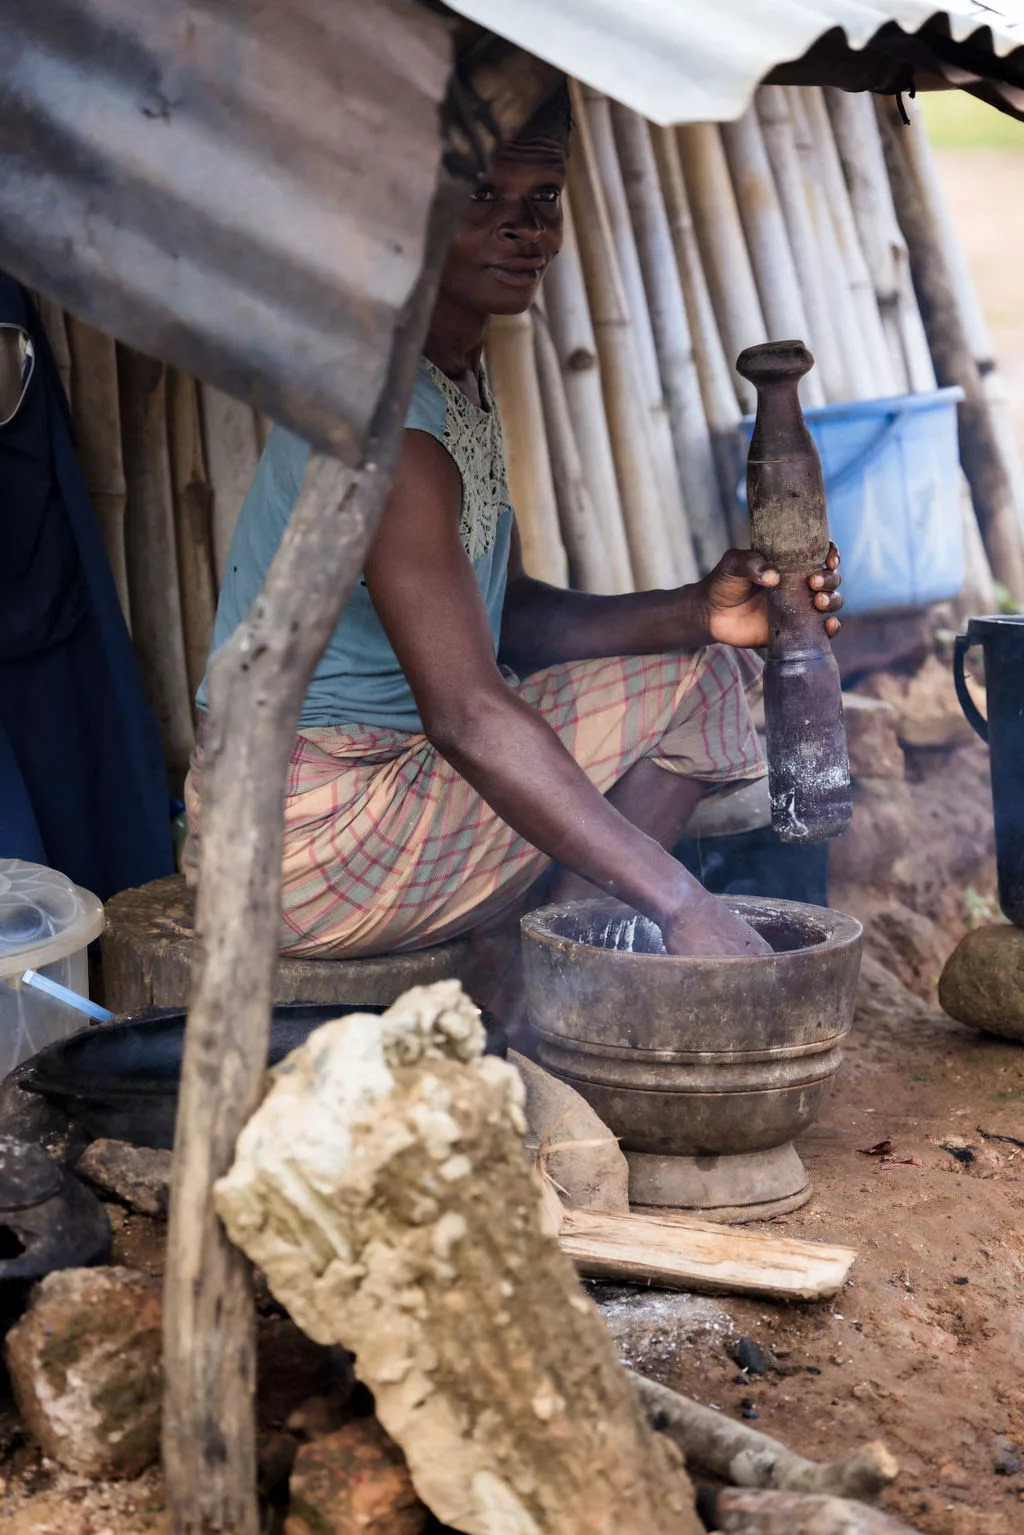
(918, 90, 1024, 149)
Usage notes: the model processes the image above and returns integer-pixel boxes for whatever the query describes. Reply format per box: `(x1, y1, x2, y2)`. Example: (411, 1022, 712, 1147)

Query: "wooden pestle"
(736, 340, 852, 843)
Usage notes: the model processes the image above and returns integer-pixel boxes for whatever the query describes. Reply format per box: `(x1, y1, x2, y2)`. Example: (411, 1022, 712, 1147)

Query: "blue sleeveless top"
(197, 359, 514, 732)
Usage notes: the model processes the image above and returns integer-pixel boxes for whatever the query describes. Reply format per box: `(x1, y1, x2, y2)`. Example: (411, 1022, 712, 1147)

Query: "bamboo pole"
(800, 88, 899, 397)
(613, 104, 729, 570)
(199, 383, 262, 588)
(582, 88, 697, 583)
(676, 122, 767, 415)
(486, 310, 569, 587)
(166, 370, 218, 700)
(755, 88, 849, 402)
(878, 97, 1024, 597)
(567, 83, 683, 589)
(825, 88, 935, 394)
(541, 196, 635, 591)
(893, 106, 1024, 535)
(118, 346, 195, 792)
(787, 87, 875, 401)
(533, 302, 620, 593)
(65, 315, 132, 627)
(651, 126, 746, 543)
(719, 104, 825, 410)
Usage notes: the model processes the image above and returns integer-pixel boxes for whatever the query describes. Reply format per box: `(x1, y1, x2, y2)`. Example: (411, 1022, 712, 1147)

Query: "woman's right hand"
(662, 893, 773, 958)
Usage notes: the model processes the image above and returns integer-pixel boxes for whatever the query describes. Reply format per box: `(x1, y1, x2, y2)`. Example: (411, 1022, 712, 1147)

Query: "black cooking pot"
(15, 1002, 504, 1151)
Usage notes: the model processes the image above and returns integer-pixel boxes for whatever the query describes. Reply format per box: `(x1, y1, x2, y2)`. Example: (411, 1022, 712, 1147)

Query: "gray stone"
(509, 1050, 630, 1212)
(939, 925, 1024, 1040)
(74, 1138, 172, 1217)
(5, 1266, 162, 1478)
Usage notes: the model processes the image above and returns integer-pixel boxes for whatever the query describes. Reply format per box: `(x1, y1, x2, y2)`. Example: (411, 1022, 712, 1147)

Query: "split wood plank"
(556, 1203, 856, 1301)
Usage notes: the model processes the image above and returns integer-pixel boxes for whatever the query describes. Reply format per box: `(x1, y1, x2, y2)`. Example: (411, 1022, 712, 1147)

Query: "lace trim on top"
(423, 359, 509, 562)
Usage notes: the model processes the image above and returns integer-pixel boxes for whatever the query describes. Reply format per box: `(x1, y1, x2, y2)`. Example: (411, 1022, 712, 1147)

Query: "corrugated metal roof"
(443, 0, 1024, 123)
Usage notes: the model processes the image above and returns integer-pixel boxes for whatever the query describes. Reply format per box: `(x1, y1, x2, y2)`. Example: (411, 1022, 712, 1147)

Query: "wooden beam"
(161, 40, 562, 1534)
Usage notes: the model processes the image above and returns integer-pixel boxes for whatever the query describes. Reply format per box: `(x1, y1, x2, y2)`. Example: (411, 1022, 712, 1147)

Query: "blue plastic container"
(739, 386, 966, 616)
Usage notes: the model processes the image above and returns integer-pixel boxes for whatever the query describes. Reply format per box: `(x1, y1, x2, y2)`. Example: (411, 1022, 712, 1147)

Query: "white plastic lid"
(0, 859, 105, 979)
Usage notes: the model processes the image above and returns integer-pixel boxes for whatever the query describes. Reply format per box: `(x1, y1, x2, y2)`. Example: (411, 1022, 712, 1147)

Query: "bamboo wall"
(33, 86, 1024, 787)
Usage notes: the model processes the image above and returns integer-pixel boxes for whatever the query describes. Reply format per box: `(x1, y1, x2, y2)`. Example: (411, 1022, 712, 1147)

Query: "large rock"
(857, 655, 976, 750)
(829, 778, 912, 886)
(286, 1418, 427, 1535)
(939, 925, 1024, 1040)
(841, 694, 904, 781)
(5, 1266, 162, 1478)
(75, 1139, 172, 1218)
(509, 1050, 629, 1212)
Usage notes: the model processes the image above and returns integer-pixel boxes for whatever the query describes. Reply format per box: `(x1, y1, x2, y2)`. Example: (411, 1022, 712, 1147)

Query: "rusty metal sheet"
(0, 0, 452, 460)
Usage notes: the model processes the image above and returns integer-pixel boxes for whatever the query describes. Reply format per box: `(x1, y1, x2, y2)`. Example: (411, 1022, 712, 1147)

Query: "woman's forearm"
(498, 576, 711, 672)
(427, 682, 704, 926)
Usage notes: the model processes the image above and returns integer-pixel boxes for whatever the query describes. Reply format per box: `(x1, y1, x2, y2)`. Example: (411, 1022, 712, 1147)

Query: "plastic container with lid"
(0, 859, 106, 1078)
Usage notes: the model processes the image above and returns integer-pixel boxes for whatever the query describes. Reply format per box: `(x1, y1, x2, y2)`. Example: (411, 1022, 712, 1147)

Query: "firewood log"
(697, 1486, 920, 1534)
(215, 982, 703, 1535)
(633, 1374, 897, 1501)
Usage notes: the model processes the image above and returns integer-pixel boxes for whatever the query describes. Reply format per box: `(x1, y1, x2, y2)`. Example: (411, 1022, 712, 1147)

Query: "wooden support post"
(877, 98, 1024, 598)
(161, 47, 562, 1532)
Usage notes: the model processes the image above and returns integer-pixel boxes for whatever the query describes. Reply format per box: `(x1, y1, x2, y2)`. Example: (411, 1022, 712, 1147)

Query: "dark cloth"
(0, 275, 172, 896)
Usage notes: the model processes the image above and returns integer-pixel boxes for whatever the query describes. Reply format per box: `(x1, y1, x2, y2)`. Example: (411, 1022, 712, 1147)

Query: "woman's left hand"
(698, 543, 842, 649)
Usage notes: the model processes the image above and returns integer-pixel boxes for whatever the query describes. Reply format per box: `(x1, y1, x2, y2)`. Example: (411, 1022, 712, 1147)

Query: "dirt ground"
(605, 993, 1024, 1535)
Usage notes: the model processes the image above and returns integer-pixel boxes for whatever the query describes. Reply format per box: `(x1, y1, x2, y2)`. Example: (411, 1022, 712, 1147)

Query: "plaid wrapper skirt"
(184, 645, 765, 958)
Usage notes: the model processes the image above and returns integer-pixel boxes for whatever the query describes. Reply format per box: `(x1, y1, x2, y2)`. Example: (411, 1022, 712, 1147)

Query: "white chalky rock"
(215, 980, 698, 1535)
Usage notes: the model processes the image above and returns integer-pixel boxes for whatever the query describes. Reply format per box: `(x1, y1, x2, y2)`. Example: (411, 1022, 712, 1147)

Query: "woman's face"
(439, 137, 567, 318)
